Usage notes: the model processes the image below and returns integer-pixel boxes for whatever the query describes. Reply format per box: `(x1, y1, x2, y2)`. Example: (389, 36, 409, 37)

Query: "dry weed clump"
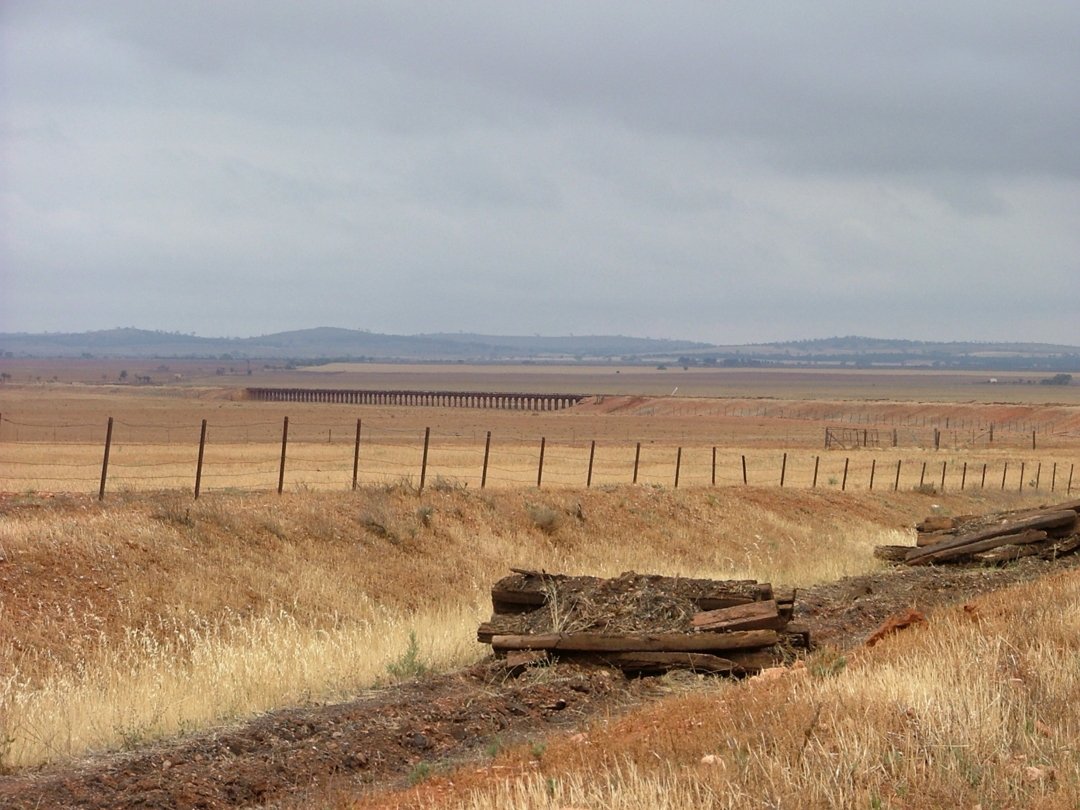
(443, 571, 1080, 810)
(0, 486, 1027, 769)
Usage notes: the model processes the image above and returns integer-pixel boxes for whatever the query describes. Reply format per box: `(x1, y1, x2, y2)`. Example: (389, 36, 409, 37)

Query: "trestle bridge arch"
(245, 388, 587, 411)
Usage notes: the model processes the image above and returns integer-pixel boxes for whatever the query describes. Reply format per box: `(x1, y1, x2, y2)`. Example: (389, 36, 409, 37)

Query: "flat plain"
(1, 360, 1080, 808)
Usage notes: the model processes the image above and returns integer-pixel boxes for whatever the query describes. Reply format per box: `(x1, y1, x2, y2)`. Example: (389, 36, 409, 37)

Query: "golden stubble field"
(2, 360, 1080, 496)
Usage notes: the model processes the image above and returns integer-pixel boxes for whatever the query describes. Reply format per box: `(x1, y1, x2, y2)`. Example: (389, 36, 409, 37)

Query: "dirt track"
(3, 554, 1077, 810)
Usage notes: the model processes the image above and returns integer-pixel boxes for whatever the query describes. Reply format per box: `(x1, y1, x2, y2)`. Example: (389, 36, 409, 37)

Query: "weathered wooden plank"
(916, 516, 956, 533)
(916, 529, 954, 547)
(907, 529, 1048, 566)
(905, 510, 1076, 563)
(594, 650, 777, 674)
(489, 629, 779, 653)
(692, 600, 785, 632)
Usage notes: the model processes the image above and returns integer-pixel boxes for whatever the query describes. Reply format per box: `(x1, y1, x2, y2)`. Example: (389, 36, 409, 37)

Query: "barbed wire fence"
(0, 413, 1075, 500)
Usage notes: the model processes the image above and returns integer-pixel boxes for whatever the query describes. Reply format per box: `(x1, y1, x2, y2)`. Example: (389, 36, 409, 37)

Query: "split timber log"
(907, 529, 1048, 566)
(915, 516, 957, 533)
(692, 600, 786, 632)
(592, 650, 779, 674)
(489, 629, 779, 654)
(904, 510, 1077, 564)
(916, 530, 954, 547)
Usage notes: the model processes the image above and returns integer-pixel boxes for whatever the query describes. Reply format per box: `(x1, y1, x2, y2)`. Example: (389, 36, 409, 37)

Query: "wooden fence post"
(919, 461, 926, 489)
(481, 430, 491, 489)
(813, 456, 820, 488)
(779, 453, 787, 487)
(894, 459, 901, 491)
(1051, 462, 1057, 493)
(633, 442, 641, 484)
(981, 463, 987, 489)
(1035, 462, 1042, 490)
(352, 419, 362, 490)
(98, 416, 113, 501)
(537, 437, 546, 488)
(277, 416, 289, 495)
(417, 427, 430, 492)
(711, 446, 717, 486)
(741, 455, 748, 485)
(842, 458, 849, 491)
(587, 440, 596, 488)
(1032, 430, 1037, 450)
(1018, 461, 1025, 493)
(674, 447, 682, 488)
(1069, 463, 1074, 494)
(194, 419, 207, 499)
(960, 461, 967, 491)
(869, 458, 876, 490)
(1001, 462, 1008, 490)
(940, 460, 947, 491)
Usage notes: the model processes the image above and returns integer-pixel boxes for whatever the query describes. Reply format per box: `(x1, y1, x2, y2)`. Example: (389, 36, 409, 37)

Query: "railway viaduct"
(245, 388, 588, 411)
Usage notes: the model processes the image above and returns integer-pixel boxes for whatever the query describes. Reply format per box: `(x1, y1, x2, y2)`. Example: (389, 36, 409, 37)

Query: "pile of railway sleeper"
(477, 569, 810, 676)
(875, 499, 1080, 565)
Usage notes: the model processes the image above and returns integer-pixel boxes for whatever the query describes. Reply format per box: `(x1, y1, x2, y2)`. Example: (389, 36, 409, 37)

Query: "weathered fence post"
(587, 440, 596, 488)
(960, 461, 967, 491)
(1032, 430, 1037, 450)
(1018, 461, 1025, 493)
(277, 416, 289, 495)
(940, 460, 947, 491)
(981, 463, 987, 489)
(352, 419, 362, 490)
(869, 458, 876, 490)
(842, 458, 849, 491)
(481, 430, 491, 489)
(919, 461, 927, 489)
(813, 455, 820, 488)
(1069, 463, 1075, 494)
(742, 455, 748, 485)
(780, 453, 787, 487)
(711, 446, 717, 486)
(633, 442, 641, 484)
(1001, 462, 1008, 490)
(194, 419, 207, 499)
(98, 416, 113, 501)
(894, 459, 902, 491)
(419, 427, 431, 492)
(1051, 461, 1057, 493)
(537, 437, 546, 488)
(1035, 462, 1042, 490)
(674, 447, 682, 488)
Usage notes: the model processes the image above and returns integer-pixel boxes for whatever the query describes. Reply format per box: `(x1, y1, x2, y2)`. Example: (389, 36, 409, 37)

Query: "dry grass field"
(1, 360, 1080, 807)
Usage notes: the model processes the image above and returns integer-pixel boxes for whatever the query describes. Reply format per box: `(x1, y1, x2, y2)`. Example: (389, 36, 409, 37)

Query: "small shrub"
(407, 761, 432, 785)
(415, 505, 435, 527)
(386, 631, 429, 681)
(526, 504, 561, 534)
(430, 475, 466, 493)
(809, 648, 847, 680)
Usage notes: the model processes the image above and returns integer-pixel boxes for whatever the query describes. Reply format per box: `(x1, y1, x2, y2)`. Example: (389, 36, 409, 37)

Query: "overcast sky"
(2, 2, 1078, 344)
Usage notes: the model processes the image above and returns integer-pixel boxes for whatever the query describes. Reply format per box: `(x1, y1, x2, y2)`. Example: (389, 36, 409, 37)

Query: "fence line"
(1, 414, 1076, 499)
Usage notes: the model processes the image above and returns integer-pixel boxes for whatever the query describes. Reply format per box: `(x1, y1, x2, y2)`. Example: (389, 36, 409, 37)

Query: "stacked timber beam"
(874, 500, 1080, 565)
(478, 569, 809, 676)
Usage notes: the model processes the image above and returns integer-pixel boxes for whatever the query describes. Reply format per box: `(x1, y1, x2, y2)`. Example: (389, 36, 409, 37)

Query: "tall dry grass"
(0, 485, 1040, 770)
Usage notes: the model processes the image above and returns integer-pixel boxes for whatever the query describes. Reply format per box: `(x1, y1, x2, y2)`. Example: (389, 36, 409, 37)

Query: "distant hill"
(0, 328, 709, 362)
(0, 329, 1078, 371)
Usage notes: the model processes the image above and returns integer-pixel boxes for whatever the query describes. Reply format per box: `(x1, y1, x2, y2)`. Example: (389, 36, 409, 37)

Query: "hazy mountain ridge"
(0, 328, 1078, 370)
